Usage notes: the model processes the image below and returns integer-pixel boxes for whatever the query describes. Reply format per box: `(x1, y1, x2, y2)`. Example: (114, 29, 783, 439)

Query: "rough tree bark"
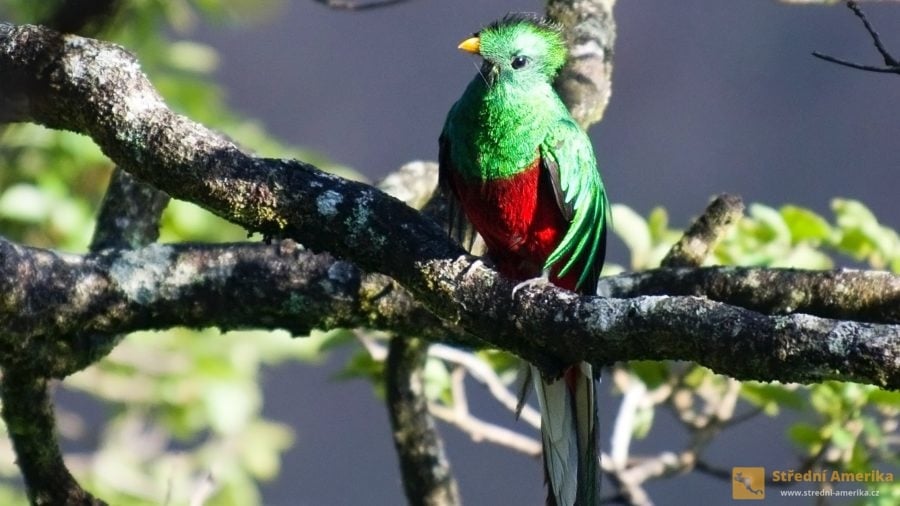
(1, 20, 897, 383)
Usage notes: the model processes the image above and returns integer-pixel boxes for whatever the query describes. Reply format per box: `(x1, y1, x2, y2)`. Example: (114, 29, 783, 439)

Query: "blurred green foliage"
(0, 1, 359, 504)
(409, 197, 899, 502)
(605, 200, 900, 501)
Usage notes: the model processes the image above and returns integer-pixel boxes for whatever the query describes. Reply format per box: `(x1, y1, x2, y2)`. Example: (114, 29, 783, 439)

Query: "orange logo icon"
(732, 467, 765, 500)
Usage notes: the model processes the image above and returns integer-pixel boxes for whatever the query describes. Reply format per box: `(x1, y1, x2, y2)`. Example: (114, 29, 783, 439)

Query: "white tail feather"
(533, 363, 599, 506)
(533, 365, 577, 506)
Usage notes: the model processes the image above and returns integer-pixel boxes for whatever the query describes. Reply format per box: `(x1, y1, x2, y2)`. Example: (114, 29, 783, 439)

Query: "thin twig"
(428, 403, 542, 457)
(693, 460, 733, 481)
(609, 373, 647, 470)
(188, 473, 217, 506)
(812, 1, 900, 74)
(847, 0, 898, 66)
(811, 52, 900, 73)
(429, 344, 541, 429)
(313, 0, 414, 11)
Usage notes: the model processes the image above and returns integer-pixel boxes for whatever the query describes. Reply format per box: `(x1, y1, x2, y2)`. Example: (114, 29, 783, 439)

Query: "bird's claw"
(459, 256, 487, 278)
(511, 273, 552, 298)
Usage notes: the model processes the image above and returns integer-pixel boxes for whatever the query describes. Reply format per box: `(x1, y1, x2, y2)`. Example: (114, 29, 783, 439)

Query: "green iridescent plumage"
(441, 14, 608, 290)
(439, 14, 609, 506)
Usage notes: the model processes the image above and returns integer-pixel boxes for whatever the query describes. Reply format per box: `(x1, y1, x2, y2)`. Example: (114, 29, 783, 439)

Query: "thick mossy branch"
(1, 373, 106, 505)
(661, 194, 744, 268)
(90, 168, 170, 250)
(0, 238, 480, 377)
(1, 23, 899, 387)
(548, 0, 617, 128)
(1, 2, 169, 501)
(598, 267, 900, 325)
(0, 23, 460, 278)
(0, 236, 897, 386)
(386, 337, 460, 506)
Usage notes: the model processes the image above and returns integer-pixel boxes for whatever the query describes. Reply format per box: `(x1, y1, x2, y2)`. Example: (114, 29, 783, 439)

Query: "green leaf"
(239, 420, 294, 480)
(476, 350, 520, 384)
(611, 204, 651, 269)
(839, 382, 870, 406)
(632, 404, 655, 439)
(810, 383, 840, 417)
(167, 41, 219, 73)
(0, 183, 51, 222)
(646, 207, 670, 241)
(160, 199, 248, 242)
(837, 228, 877, 260)
(834, 198, 878, 228)
(628, 361, 669, 389)
(741, 382, 804, 415)
(829, 424, 855, 449)
(860, 414, 884, 447)
(335, 349, 386, 398)
(204, 380, 259, 435)
(749, 203, 791, 245)
(788, 422, 823, 453)
(780, 205, 832, 242)
(832, 199, 900, 269)
(682, 365, 711, 388)
(424, 357, 452, 404)
(868, 388, 900, 408)
(776, 243, 833, 269)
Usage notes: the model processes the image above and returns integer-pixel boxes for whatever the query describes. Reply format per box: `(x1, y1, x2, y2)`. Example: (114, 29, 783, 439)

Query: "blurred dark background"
(190, 1, 899, 504)
(0, 0, 896, 504)
(24, 0, 890, 504)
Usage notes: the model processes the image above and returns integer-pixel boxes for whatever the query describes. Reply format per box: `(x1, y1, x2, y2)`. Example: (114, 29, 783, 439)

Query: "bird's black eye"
(511, 56, 528, 70)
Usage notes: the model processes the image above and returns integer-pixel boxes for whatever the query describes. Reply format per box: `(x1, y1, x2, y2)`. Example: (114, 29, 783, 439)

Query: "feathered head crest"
(475, 13, 567, 77)
(486, 12, 563, 35)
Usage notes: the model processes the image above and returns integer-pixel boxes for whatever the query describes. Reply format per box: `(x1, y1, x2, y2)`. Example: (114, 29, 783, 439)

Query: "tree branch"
(0, 235, 897, 388)
(0, 237, 485, 377)
(598, 266, 900, 324)
(812, 1, 900, 74)
(1, 372, 106, 505)
(548, 0, 617, 128)
(386, 336, 461, 506)
(1, 156, 171, 503)
(312, 0, 414, 11)
(428, 344, 541, 429)
(428, 402, 542, 457)
(1, 23, 899, 389)
(90, 167, 170, 251)
(661, 194, 744, 268)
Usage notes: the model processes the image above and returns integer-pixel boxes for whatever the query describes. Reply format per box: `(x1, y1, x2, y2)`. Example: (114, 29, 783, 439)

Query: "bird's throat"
(450, 78, 558, 182)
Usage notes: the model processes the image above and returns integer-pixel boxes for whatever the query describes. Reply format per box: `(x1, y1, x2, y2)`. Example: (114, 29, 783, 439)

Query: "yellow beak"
(457, 36, 481, 54)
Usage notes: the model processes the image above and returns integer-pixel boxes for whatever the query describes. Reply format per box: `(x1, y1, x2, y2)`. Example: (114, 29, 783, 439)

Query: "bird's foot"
(459, 256, 494, 278)
(464, 258, 484, 277)
(457, 255, 496, 276)
(511, 272, 552, 298)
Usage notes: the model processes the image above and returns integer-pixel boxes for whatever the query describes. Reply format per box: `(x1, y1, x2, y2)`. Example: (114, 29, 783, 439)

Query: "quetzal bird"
(438, 14, 609, 506)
